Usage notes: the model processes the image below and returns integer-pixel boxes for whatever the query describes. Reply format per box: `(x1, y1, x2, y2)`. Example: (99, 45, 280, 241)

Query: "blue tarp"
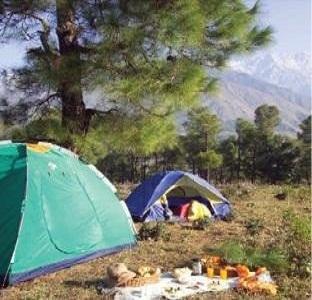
(126, 171, 231, 222)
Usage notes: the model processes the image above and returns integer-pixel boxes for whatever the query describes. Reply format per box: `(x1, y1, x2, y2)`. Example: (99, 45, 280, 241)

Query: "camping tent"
(126, 171, 231, 222)
(0, 141, 136, 286)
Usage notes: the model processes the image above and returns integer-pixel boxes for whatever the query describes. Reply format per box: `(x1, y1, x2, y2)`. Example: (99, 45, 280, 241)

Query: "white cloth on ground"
(100, 272, 239, 300)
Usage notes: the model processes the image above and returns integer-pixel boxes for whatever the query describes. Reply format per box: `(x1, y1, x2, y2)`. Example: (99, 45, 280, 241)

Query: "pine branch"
(30, 92, 61, 119)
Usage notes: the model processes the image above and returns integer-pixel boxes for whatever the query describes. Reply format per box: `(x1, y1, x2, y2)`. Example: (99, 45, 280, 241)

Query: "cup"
(220, 268, 227, 280)
(207, 267, 214, 278)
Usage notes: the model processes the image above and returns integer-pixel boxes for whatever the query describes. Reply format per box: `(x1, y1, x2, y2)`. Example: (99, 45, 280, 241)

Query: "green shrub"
(222, 211, 235, 222)
(274, 191, 288, 201)
(221, 184, 254, 201)
(260, 249, 288, 273)
(280, 210, 311, 276)
(295, 186, 311, 202)
(274, 185, 311, 202)
(213, 241, 246, 264)
(138, 222, 171, 241)
(192, 217, 211, 230)
(283, 210, 310, 240)
(245, 247, 287, 272)
(213, 241, 287, 273)
(244, 218, 264, 236)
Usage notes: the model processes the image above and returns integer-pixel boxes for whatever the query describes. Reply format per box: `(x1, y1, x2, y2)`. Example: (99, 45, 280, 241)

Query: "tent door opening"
(40, 163, 104, 254)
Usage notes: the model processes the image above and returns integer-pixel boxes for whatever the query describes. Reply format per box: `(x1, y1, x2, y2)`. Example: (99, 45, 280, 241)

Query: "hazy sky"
(0, 0, 311, 68)
(249, 0, 311, 53)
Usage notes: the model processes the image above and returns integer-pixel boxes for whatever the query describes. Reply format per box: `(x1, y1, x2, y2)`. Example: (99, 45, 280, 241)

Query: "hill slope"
(204, 70, 310, 136)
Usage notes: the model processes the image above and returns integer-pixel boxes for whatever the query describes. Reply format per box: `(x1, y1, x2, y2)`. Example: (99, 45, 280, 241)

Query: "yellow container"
(220, 268, 227, 280)
(207, 267, 214, 278)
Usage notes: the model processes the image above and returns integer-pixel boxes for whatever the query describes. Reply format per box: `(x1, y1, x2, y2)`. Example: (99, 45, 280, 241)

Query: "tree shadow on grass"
(63, 278, 121, 299)
(63, 278, 103, 289)
(201, 245, 219, 254)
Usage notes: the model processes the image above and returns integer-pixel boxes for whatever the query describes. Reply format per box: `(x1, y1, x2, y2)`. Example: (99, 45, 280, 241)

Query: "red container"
(172, 203, 191, 219)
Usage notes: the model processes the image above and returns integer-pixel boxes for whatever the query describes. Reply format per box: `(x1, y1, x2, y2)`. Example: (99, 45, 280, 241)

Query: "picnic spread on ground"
(0, 141, 290, 299)
(99, 255, 277, 299)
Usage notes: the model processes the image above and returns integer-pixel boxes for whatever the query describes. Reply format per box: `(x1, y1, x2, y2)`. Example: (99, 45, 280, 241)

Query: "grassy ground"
(1, 184, 311, 300)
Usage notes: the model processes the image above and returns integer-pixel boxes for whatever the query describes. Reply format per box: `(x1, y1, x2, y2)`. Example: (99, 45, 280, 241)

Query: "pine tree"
(218, 135, 238, 183)
(0, 121, 10, 139)
(184, 107, 222, 179)
(235, 118, 257, 182)
(254, 105, 280, 182)
(0, 0, 272, 136)
(268, 135, 299, 183)
(297, 116, 311, 182)
(255, 104, 280, 136)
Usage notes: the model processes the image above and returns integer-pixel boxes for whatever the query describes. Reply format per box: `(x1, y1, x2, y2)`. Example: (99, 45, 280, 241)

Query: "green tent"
(0, 141, 136, 285)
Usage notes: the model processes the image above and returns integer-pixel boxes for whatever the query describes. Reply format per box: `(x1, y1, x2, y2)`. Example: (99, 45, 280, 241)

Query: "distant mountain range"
(205, 52, 311, 136)
(230, 52, 311, 97)
(1, 52, 311, 136)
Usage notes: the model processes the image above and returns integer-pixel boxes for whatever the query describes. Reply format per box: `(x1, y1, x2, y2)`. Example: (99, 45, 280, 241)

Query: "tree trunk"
(219, 166, 223, 184)
(203, 132, 209, 180)
(155, 153, 158, 171)
(230, 166, 233, 183)
(129, 154, 136, 183)
(306, 169, 310, 183)
(251, 148, 256, 184)
(56, 1, 89, 134)
(142, 157, 147, 181)
(237, 137, 241, 181)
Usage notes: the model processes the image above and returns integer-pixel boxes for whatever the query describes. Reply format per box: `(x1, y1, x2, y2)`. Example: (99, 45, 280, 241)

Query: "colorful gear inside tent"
(126, 171, 231, 222)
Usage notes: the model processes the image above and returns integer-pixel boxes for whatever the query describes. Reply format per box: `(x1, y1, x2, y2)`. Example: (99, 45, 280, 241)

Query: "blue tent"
(126, 171, 231, 222)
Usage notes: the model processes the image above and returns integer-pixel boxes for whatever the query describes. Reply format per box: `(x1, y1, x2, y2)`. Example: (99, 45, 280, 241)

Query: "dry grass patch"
(2, 184, 311, 300)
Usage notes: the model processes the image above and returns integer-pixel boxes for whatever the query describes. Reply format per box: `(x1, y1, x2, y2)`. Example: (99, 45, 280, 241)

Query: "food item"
(255, 267, 267, 276)
(257, 282, 278, 295)
(123, 267, 161, 287)
(237, 276, 277, 295)
(106, 263, 137, 287)
(225, 266, 238, 278)
(236, 265, 250, 278)
(137, 266, 161, 278)
(256, 269, 274, 284)
(173, 267, 192, 283)
(238, 276, 257, 289)
(116, 270, 137, 286)
(203, 256, 221, 265)
(107, 264, 161, 287)
(213, 267, 221, 276)
(138, 266, 153, 277)
(210, 256, 221, 265)
(107, 263, 129, 279)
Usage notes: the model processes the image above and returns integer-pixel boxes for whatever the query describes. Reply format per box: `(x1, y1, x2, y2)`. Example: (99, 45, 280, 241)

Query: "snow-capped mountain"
(205, 70, 310, 136)
(201, 51, 311, 136)
(230, 52, 311, 97)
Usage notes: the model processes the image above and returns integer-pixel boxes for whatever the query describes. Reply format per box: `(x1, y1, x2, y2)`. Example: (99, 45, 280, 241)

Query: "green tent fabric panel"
(38, 150, 104, 253)
(11, 148, 135, 275)
(11, 149, 67, 274)
(73, 157, 136, 247)
(0, 144, 26, 277)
